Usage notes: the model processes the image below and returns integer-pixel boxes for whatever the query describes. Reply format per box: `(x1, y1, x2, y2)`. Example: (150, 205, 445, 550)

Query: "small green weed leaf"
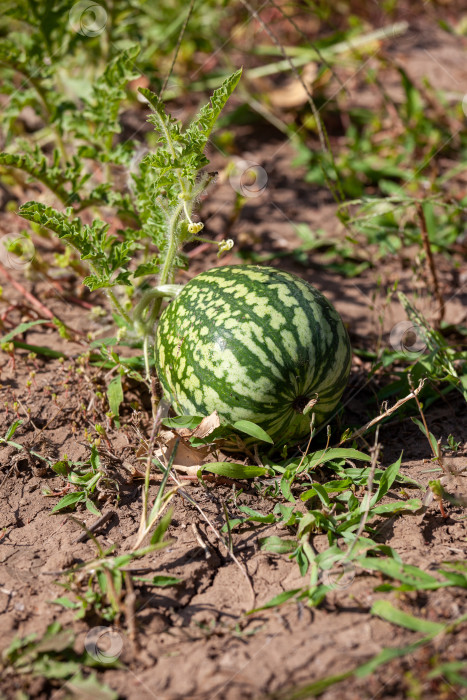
(107, 375, 123, 421)
(411, 418, 440, 458)
(90, 337, 119, 349)
(370, 499, 422, 514)
(9, 340, 66, 358)
(439, 562, 467, 587)
(85, 499, 102, 516)
(65, 671, 118, 700)
(273, 503, 297, 525)
(297, 448, 371, 473)
(34, 658, 81, 679)
(238, 505, 275, 523)
(280, 475, 295, 502)
(0, 319, 50, 343)
(51, 597, 80, 610)
(371, 600, 444, 634)
(203, 463, 268, 478)
(362, 558, 467, 591)
(427, 661, 467, 687)
(247, 588, 302, 614)
(35, 627, 75, 654)
(4, 419, 23, 442)
(150, 508, 173, 545)
(51, 460, 70, 476)
(355, 639, 428, 678)
(162, 415, 205, 430)
(232, 420, 274, 444)
(51, 492, 84, 513)
(360, 558, 438, 585)
(221, 518, 245, 532)
(370, 454, 402, 506)
(260, 536, 297, 554)
(300, 482, 331, 506)
(269, 670, 352, 697)
(134, 575, 182, 587)
(90, 444, 100, 472)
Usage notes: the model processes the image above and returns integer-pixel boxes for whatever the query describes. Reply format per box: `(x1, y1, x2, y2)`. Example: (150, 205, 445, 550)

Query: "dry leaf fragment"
(269, 63, 318, 109)
(155, 437, 211, 475)
(178, 410, 221, 439)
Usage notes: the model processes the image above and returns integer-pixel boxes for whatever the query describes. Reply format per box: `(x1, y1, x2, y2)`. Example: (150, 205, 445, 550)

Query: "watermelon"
(155, 265, 351, 446)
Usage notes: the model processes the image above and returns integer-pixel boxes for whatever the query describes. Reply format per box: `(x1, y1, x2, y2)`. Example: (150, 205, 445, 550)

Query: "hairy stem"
(107, 289, 132, 325)
(159, 201, 185, 285)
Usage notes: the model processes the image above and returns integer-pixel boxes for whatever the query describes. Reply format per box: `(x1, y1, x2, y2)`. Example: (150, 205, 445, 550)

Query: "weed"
(1, 622, 119, 699)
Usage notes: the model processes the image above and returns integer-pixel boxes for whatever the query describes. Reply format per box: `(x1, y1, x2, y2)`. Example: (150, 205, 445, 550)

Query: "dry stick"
(0, 262, 55, 319)
(416, 203, 445, 328)
(191, 522, 213, 560)
(135, 402, 167, 546)
(296, 412, 318, 472)
(408, 374, 445, 474)
(337, 379, 426, 445)
(124, 571, 139, 649)
(345, 426, 381, 561)
(0, 262, 85, 339)
(266, 0, 348, 96)
(74, 509, 116, 544)
(238, 0, 344, 206)
(169, 469, 256, 610)
(159, 0, 197, 99)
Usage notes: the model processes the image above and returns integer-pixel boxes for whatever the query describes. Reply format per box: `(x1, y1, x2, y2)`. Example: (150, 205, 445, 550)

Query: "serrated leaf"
(187, 68, 242, 143)
(0, 150, 73, 203)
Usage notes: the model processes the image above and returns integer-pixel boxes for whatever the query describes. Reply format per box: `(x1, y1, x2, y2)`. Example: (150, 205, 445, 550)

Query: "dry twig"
(338, 379, 426, 444)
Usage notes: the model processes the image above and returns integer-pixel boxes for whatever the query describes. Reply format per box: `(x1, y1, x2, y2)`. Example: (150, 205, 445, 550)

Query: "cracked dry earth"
(0, 250, 466, 699)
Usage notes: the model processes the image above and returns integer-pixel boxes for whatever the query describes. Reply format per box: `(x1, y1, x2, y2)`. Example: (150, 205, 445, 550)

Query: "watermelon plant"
(156, 265, 351, 447)
(0, 39, 242, 379)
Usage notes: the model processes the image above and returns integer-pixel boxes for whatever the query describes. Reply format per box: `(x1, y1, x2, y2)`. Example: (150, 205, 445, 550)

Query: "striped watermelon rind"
(155, 265, 351, 447)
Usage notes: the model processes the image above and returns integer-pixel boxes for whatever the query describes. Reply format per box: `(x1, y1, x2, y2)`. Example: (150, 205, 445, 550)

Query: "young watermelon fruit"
(155, 265, 351, 447)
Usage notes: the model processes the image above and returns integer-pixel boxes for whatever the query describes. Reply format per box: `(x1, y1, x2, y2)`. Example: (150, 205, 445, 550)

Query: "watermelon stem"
(159, 201, 185, 285)
(293, 395, 312, 414)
